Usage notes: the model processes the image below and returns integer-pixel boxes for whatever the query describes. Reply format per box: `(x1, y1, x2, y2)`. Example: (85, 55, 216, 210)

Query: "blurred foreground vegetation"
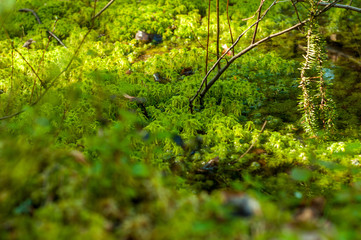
(1, 0, 361, 239)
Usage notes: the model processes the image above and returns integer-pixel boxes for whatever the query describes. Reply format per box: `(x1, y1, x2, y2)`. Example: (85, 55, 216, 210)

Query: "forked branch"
(189, 0, 278, 111)
(189, 0, 357, 112)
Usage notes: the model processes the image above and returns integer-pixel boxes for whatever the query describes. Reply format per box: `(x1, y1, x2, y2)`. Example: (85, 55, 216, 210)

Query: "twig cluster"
(189, 0, 361, 112)
(0, 0, 115, 120)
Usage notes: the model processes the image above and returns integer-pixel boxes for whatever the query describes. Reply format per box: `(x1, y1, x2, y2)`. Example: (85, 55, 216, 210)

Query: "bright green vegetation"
(1, 0, 361, 239)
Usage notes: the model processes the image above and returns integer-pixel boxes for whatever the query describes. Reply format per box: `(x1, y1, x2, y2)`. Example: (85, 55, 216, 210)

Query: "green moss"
(1, 0, 361, 239)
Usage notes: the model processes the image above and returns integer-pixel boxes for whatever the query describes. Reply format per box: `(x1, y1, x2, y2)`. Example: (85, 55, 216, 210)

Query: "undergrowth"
(1, 0, 361, 239)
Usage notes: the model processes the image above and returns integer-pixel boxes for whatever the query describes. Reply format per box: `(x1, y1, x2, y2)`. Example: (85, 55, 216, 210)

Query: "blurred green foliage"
(1, 0, 361, 239)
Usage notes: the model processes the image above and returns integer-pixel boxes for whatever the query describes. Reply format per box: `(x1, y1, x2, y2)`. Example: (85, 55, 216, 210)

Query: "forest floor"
(1, 0, 361, 239)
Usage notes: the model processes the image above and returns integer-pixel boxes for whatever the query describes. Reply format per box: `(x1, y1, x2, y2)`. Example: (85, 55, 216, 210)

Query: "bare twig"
(318, 0, 343, 13)
(91, 0, 115, 20)
(0, 110, 24, 120)
(252, 0, 265, 44)
(1, 0, 110, 121)
(14, 47, 44, 85)
(18, 8, 67, 48)
(30, 18, 59, 103)
(291, 0, 303, 24)
(205, 0, 211, 81)
(46, 31, 67, 48)
(226, 0, 235, 56)
(231, 120, 267, 165)
(198, 19, 309, 100)
(242, 0, 268, 21)
(189, 0, 278, 111)
(189, 27, 217, 57)
(0, 22, 42, 86)
(318, 1, 361, 12)
(216, 0, 221, 72)
(189, 0, 346, 112)
(18, 8, 42, 24)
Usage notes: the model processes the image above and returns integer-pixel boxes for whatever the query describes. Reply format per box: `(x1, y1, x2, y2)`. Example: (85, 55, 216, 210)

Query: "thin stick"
(199, 19, 309, 99)
(291, 0, 303, 24)
(189, 0, 344, 111)
(30, 18, 59, 103)
(231, 120, 267, 165)
(18, 9, 67, 48)
(205, 0, 211, 83)
(46, 30, 67, 48)
(5, 44, 15, 114)
(91, 0, 115, 20)
(14, 47, 44, 85)
(318, 1, 361, 12)
(241, 0, 266, 21)
(18, 8, 43, 24)
(252, 0, 265, 44)
(189, 26, 217, 57)
(189, 0, 278, 110)
(0, 19, 44, 86)
(216, 0, 221, 71)
(226, 0, 234, 56)
(0, 0, 110, 121)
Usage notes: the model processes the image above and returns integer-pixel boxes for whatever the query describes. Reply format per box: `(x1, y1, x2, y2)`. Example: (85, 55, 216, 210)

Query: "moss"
(1, 0, 361, 239)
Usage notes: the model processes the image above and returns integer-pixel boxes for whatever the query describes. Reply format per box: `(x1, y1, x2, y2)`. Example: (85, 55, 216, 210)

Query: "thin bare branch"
(18, 8, 42, 24)
(190, 0, 346, 111)
(1, 0, 104, 121)
(252, 0, 265, 44)
(216, 0, 221, 71)
(198, 19, 309, 100)
(189, 0, 278, 110)
(189, 27, 218, 57)
(232, 120, 268, 165)
(92, 0, 115, 20)
(30, 18, 59, 103)
(0, 110, 24, 120)
(205, 0, 211, 81)
(226, 0, 234, 56)
(18, 8, 67, 48)
(318, 1, 361, 12)
(1, 19, 44, 86)
(242, 0, 267, 21)
(46, 30, 67, 48)
(291, 0, 303, 24)
(14, 47, 44, 85)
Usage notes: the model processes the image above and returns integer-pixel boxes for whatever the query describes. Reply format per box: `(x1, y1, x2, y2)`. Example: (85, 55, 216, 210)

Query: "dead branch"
(231, 120, 268, 165)
(92, 0, 116, 20)
(252, 0, 265, 44)
(198, 19, 309, 100)
(318, 1, 361, 12)
(189, 0, 347, 112)
(189, 0, 278, 111)
(1, 1, 111, 121)
(19, 8, 67, 48)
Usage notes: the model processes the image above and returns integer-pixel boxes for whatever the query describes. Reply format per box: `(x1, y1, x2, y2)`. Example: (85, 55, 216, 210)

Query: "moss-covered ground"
(1, 0, 361, 239)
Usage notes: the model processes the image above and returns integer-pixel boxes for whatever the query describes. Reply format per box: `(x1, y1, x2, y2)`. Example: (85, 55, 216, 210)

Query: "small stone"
(135, 31, 151, 42)
(153, 72, 169, 84)
(23, 38, 35, 49)
(222, 192, 262, 218)
(180, 67, 194, 76)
